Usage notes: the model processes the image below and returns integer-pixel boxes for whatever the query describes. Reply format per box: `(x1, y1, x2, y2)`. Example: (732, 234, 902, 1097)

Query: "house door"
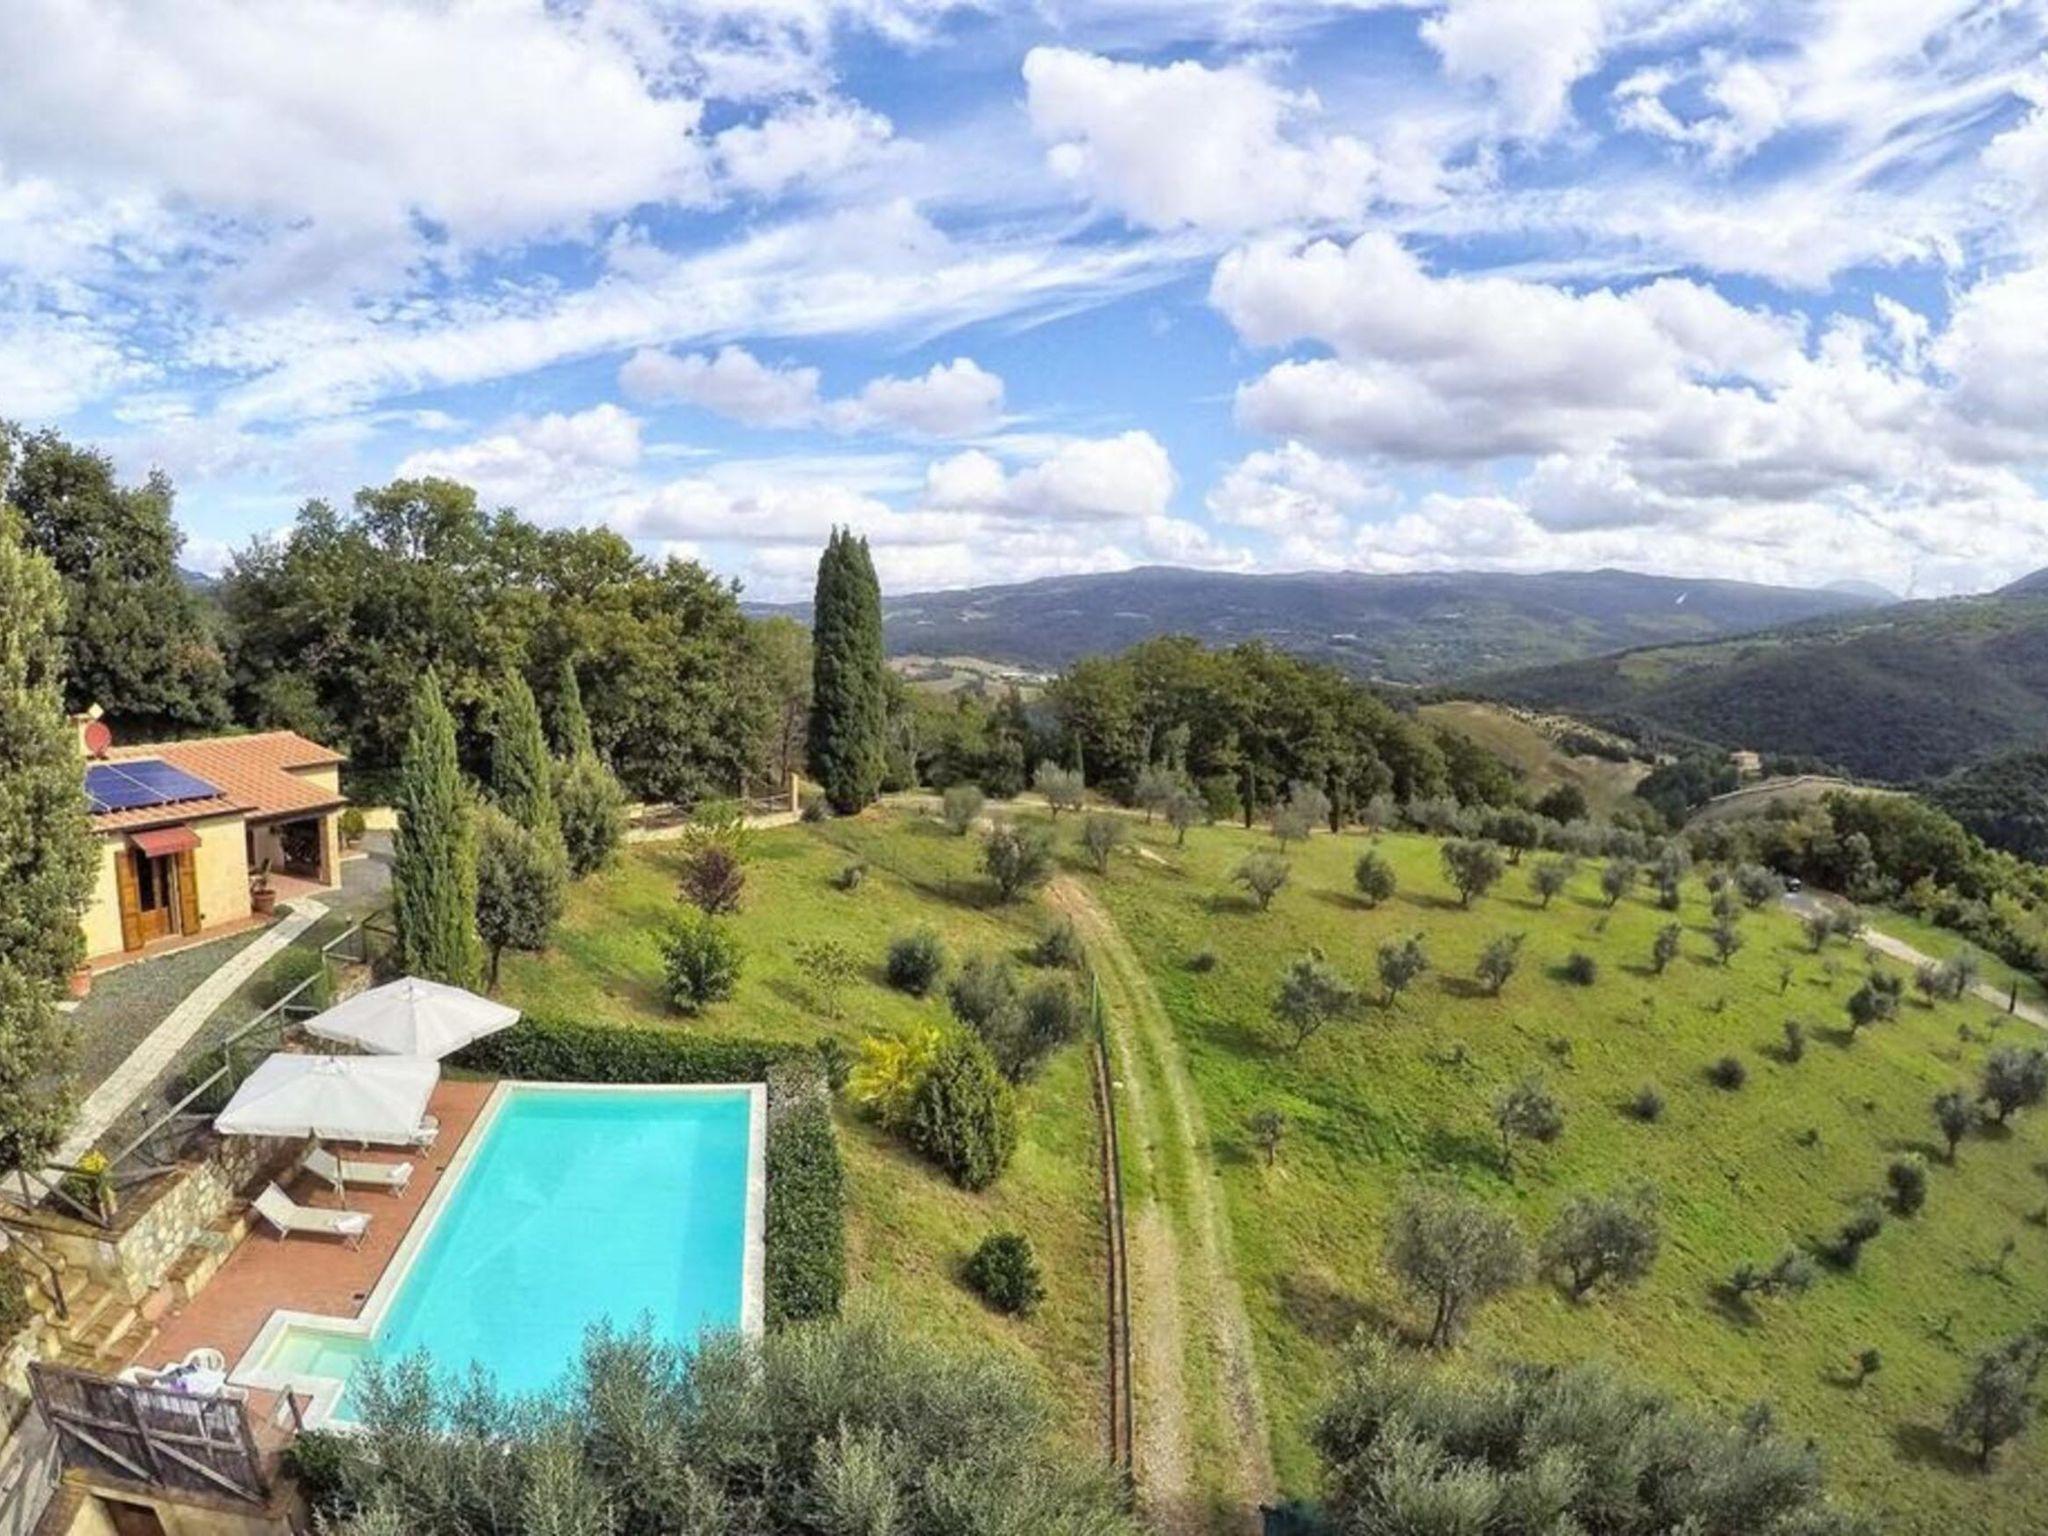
(132, 851, 179, 943)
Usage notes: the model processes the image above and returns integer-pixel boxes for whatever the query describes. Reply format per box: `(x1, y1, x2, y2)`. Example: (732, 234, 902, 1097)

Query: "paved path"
(1781, 891, 2048, 1032)
(1051, 876, 1273, 1536)
(51, 898, 327, 1166)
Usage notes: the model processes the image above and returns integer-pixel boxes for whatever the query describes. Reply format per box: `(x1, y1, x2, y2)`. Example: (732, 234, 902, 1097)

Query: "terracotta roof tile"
(90, 730, 348, 832)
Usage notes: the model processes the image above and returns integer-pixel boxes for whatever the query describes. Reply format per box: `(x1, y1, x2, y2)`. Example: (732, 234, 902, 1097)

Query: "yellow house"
(78, 723, 349, 968)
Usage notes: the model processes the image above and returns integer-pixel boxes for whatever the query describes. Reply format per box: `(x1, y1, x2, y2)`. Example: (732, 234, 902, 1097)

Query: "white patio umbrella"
(213, 1053, 438, 1145)
(303, 976, 519, 1060)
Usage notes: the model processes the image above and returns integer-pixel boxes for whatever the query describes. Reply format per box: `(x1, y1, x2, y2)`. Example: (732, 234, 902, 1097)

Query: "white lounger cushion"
(304, 1146, 414, 1194)
(253, 1183, 370, 1246)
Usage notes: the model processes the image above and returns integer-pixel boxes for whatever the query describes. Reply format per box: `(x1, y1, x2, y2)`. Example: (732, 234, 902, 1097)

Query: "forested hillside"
(1481, 593, 2048, 781)
(750, 566, 1878, 682)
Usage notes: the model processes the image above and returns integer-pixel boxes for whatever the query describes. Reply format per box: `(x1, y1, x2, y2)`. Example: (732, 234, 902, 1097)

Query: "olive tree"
(1933, 1086, 1976, 1160)
(1079, 813, 1126, 874)
(1600, 857, 1638, 908)
(1530, 856, 1573, 908)
(1034, 760, 1084, 817)
(1949, 1334, 2046, 1468)
(1272, 950, 1361, 1051)
(1492, 1075, 1564, 1175)
(941, 783, 985, 835)
(1353, 850, 1397, 907)
(982, 821, 1055, 902)
(1383, 1183, 1528, 1347)
(1541, 1183, 1662, 1299)
(1234, 852, 1291, 912)
(1651, 922, 1683, 974)
(1376, 933, 1429, 1007)
(1474, 933, 1525, 997)
(1440, 838, 1506, 907)
(1980, 1045, 2048, 1124)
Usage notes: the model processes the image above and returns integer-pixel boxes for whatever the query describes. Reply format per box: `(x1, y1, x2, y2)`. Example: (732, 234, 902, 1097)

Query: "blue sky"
(4, 0, 2048, 599)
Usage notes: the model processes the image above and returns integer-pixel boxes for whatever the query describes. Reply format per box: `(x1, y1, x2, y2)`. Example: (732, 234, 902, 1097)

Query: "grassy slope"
(1419, 700, 1648, 816)
(495, 818, 1106, 1453)
(1087, 820, 2048, 1534)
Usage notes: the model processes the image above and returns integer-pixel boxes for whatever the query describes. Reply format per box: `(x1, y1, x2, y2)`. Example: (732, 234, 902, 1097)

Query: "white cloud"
(1215, 232, 1806, 462)
(1420, 0, 1611, 138)
(395, 404, 645, 511)
(621, 344, 1004, 437)
(0, 0, 713, 269)
(620, 345, 824, 428)
(0, 307, 146, 418)
(837, 358, 1005, 436)
(1207, 442, 1388, 541)
(1022, 47, 1384, 232)
(716, 97, 899, 198)
(927, 430, 1176, 521)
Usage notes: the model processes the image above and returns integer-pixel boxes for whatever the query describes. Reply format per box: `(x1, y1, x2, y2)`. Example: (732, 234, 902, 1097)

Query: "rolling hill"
(1478, 590, 2048, 781)
(747, 566, 1880, 683)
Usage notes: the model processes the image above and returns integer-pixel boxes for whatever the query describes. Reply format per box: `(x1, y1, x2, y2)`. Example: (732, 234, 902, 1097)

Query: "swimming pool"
(233, 1082, 765, 1426)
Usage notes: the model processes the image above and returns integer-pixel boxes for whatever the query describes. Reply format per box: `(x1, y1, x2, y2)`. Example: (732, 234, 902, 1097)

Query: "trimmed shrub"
(1186, 950, 1218, 974)
(679, 843, 745, 915)
(455, 1015, 795, 1083)
(1887, 1154, 1928, 1216)
(964, 1231, 1044, 1317)
(262, 946, 331, 1012)
(1031, 917, 1085, 970)
(907, 1033, 1018, 1191)
(1628, 1084, 1666, 1123)
(831, 860, 867, 892)
(337, 806, 367, 846)
(941, 783, 985, 836)
(885, 927, 947, 996)
(764, 1064, 845, 1324)
(1353, 850, 1397, 907)
(1561, 951, 1598, 986)
(1706, 1055, 1748, 1090)
(1823, 1203, 1885, 1268)
(662, 913, 741, 1014)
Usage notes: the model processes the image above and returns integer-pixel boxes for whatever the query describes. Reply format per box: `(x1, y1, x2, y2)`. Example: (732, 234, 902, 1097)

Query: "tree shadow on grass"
(1420, 1123, 1501, 1178)
(1275, 1271, 1405, 1347)
(1311, 888, 1371, 914)
(1705, 1284, 1763, 1330)
(1438, 975, 1492, 1001)
(1891, 1422, 1980, 1475)
(1205, 892, 1267, 917)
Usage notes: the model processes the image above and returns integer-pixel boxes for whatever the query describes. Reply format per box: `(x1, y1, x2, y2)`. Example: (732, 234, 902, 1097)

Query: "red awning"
(128, 825, 200, 858)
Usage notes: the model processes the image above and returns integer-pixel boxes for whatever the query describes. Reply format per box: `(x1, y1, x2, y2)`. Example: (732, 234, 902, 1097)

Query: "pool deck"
(125, 1079, 496, 1385)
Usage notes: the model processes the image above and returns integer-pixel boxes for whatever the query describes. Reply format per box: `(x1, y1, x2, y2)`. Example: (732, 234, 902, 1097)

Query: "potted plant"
(66, 965, 92, 1001)
(338, 806, 366, 849)
(251, 860, 278, 916)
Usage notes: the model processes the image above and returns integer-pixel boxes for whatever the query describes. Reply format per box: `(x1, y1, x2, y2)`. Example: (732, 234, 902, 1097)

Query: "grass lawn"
(1085, 819, 2048, 1534)
(1864, 903, 2048, 1012)
(1419, 700, 1647, 816)
(495, 814, 1108, 1453)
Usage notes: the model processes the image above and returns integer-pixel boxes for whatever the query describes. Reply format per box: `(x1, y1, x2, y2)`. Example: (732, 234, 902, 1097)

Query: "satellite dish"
(82, 720, 112, 758)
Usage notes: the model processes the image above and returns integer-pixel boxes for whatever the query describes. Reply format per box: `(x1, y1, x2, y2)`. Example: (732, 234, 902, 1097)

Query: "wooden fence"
(29, 1363, 268, 1505)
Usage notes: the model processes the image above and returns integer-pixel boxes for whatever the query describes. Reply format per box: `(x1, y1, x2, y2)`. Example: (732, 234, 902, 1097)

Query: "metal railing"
(10, 916, 387, 1231)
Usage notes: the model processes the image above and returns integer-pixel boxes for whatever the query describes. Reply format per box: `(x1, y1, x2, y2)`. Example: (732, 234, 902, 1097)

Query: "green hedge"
(453, 1015, 844, 1325)
(764, 1064, 845, 1325)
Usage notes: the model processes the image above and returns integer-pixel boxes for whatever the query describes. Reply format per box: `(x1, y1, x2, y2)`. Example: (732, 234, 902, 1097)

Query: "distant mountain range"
(1479, 580, 2048, 781)
(746, 566, 1883, 684)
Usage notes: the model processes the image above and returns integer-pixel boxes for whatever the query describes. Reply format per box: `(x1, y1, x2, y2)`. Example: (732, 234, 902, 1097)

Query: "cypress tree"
(548, 655, 594, 759)
(0, 508, 95, 1168)
(806, 527, 886, 814)
(394, 672, 482, 988)
(490, 672, 558, 845)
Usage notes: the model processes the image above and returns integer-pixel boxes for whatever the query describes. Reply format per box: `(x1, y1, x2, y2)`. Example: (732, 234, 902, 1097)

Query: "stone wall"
(22, 1134, 297, 1302)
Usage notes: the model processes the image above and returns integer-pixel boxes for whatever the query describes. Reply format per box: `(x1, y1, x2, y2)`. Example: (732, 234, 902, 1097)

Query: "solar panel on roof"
(117, 760, 219, 803)
(84, 761, 221, 815)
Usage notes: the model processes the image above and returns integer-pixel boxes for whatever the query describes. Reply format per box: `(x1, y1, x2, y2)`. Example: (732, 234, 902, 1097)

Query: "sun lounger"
(252, 1183, 370, 1247)
(304, 1146, 413, 1195)
(406, 1113, 440, 1150)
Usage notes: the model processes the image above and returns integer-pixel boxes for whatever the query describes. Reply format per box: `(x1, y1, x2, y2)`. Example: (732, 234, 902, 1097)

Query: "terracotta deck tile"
(130, 1079, 497, 1377)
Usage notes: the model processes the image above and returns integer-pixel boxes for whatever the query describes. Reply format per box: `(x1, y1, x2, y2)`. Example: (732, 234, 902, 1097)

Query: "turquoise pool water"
(257, 1086, 754, 1421)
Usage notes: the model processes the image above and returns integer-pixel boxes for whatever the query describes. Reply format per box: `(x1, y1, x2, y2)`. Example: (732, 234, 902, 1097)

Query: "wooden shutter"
(175, 850, 202, 936)
(114, 851, 142, 951)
